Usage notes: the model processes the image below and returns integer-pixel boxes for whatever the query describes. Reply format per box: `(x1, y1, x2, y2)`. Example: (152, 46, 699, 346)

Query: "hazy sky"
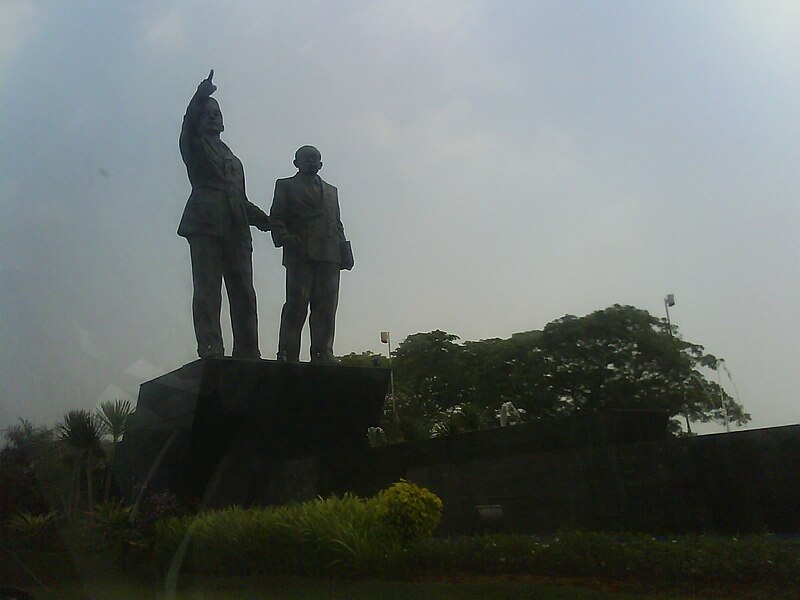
(1, 1, 798, 432)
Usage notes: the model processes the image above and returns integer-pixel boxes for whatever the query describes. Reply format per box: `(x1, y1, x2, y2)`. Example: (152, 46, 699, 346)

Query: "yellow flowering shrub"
(375, 479, 443, 540)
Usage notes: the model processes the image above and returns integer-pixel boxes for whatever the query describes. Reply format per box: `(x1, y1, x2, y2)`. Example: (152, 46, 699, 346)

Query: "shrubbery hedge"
(407, 532, 800, 584)
(156, 481, 442, 578)
(153, 482, 800, 585)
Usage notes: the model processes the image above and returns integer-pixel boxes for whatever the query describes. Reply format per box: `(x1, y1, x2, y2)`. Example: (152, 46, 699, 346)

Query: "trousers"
(278, 261, 340, 362)
(188, 235, 260, 358)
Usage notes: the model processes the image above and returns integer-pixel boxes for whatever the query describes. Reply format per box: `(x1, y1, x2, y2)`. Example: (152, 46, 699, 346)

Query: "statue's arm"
(243, 174, 270, 232)
(269, 180, 294, 247)
(336, 190, 346, 242)
(335, 189, 353, 269)
(180, 70, 216, 152)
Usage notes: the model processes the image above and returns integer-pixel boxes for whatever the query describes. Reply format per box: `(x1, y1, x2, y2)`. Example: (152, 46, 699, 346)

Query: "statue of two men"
(178, 71, 352, 363)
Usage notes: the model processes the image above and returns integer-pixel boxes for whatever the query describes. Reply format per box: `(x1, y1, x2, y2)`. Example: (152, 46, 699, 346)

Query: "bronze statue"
(178, 70, 270, 359)
(270, 146, 353, 364)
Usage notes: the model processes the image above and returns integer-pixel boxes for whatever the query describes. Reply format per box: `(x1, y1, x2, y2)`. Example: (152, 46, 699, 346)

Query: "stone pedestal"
(114, 358, 389, 508)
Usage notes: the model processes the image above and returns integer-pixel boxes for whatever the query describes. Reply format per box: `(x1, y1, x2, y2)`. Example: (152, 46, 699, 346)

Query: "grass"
(4, 551, 797, 598)
(19, 575, 704, 599)
(4, 520, 799, 599)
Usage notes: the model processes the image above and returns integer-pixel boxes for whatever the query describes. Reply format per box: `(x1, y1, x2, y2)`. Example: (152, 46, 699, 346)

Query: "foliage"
(393, 330, 464, 418)
(57, 409, 106, 517)
(535, 306, 749, 429)
(96, 399, 133, 443)
(3, 419, 52, 451)
(134, 489, 194, 539)
(0, 420, 57, 519)
(155, 516, 800, 585)
(338, 351, 390, 369)
(57, 410, 105, 454)
(8, 510, 58, 536)
(90, 499, 132, 533)
(156, 495, 396, 578)
(375, 480, 443, 540)
(7, 510, 59, 549)
(405, 532, 800, 585)
(359, 305, 749, 439)
(155, 482, 442, 578)
(95, 399, 134, 502)
(84, 499, 150, 561)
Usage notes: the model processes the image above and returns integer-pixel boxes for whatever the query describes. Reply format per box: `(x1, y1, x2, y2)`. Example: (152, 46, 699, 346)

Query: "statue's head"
(200, 98, 224, 135)
(293, 145, 322, 175)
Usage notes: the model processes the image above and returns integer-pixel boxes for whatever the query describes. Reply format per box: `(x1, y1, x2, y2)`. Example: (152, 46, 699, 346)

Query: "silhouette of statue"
(178, 70, 270, 358)
(270, 146, 353, 363)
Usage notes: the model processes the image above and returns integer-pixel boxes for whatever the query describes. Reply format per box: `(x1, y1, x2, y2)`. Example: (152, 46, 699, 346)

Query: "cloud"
(0, 1, 41, 72)
(142, 5, 187, 53)
(730, 0, 800, 66)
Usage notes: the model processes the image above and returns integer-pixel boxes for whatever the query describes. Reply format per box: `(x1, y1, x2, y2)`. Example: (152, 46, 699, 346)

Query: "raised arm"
(181, 70, 217, 141)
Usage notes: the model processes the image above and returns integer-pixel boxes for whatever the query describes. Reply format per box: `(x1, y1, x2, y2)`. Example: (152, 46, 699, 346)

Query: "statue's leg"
(309, 262, 340, 362)
(223, 240, 260, 359)
(189, 236, 224, 357)
(278, 262, 313, 362)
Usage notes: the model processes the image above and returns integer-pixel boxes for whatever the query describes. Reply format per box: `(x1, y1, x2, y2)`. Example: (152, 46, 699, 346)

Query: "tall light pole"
(664, 294, 691, 433)
(717, 358, 731, 433)
(380, 331, 396, 418)
(664, 293, 675, 337)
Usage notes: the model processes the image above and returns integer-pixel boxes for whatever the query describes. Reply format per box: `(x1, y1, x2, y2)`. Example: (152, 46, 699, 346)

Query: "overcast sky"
(1, 1, 798, 432)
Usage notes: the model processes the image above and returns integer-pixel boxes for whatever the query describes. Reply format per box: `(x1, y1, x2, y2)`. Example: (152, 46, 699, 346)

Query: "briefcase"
(340, 240, 354, 270)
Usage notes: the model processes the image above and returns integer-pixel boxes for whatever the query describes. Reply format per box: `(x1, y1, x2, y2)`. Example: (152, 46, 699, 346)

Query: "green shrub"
(7, 511, 59, 549)
(154, 492, 412, 578)
(375, 479, 443, 540)
(403, 532, 800, 584)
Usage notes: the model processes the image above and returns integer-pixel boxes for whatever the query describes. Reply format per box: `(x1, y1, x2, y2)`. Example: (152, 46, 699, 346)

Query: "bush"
(375, 480, 443, 540)
(7, 511, 59, 550)
(153, 481, 444, 579)
(155, 493, 410, 578)
(134, 490, 194, 538)
(403, 532, 800, 584)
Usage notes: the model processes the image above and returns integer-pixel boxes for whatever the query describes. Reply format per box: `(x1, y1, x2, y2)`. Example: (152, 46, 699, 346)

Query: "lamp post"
(717, 358, 731, 433)
(665, 294, 691, 432)
(380, 331, 396, 418)
(664, 293, 675, 337)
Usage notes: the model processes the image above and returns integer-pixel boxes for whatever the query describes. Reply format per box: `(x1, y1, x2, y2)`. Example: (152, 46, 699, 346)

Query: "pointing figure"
(178, 70, 270, 358)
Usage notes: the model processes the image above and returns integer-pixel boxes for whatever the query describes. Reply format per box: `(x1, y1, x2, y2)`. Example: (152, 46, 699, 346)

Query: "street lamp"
(664, 294, 675, 337)
(380, 331, 397, 418)
(716, 358, 731, 433)
(665, 294, 690, 432)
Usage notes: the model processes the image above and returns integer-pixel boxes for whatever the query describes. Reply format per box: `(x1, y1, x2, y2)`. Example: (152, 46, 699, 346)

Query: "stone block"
(114, 358, 388, 507)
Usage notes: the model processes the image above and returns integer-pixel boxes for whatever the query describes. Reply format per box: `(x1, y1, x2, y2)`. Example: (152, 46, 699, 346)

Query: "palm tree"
(57, 410, 104, 517)
(96, 399, 134, 502)
(96, 399, 133, 444)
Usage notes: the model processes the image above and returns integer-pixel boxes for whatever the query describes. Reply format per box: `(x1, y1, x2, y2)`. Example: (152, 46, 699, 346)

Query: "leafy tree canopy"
(345, 305, 749, 441)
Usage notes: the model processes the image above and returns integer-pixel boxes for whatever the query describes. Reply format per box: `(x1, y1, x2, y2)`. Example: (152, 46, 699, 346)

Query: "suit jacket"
(177, 91, 268, 243)
(270, 173, 346, 265)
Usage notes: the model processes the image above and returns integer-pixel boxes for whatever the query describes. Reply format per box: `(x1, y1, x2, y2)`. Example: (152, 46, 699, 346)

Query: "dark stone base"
(325, 418, 800, 535)
(114, 358, 389, 508)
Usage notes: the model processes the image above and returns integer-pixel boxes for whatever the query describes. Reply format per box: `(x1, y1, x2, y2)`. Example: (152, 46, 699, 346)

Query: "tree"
(535, 305, 749, 431)
(338, 351, 390, 369)
(339, 350, 431, 443)
(96, 399, 133, 502)
(57, 410, 104, 517)
(392, 330, 465, 417)
(375, 305, 749, 439)
(0, 419, 56, 519)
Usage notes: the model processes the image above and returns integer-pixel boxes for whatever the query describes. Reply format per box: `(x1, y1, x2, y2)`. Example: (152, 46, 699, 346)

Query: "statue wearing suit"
(178, 71, 270, 359)
(270, 146, 353, 363)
